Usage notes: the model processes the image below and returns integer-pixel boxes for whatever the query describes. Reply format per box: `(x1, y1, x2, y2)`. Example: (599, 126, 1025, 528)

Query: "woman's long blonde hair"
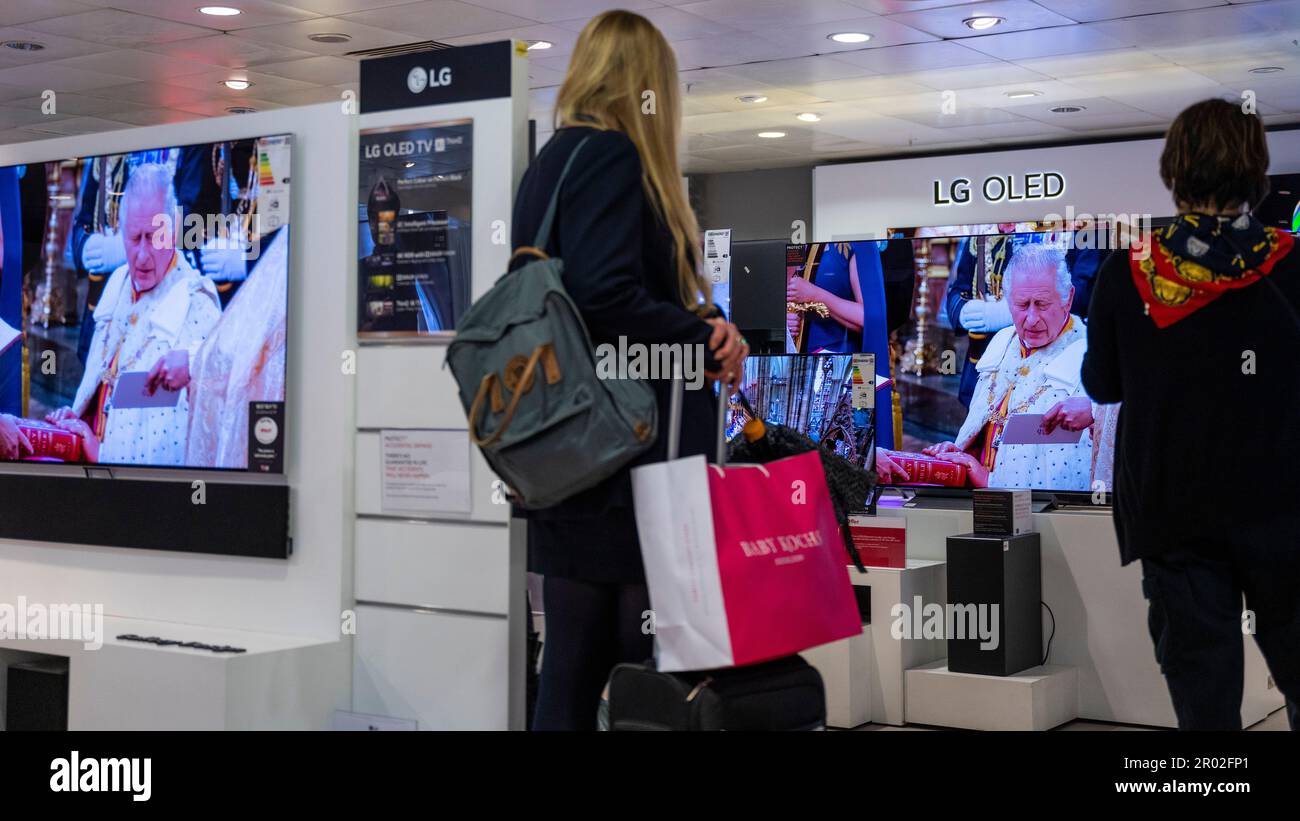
(554, 10, 710, 311)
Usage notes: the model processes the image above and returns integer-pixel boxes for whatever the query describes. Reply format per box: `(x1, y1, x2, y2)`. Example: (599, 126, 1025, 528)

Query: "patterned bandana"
(1130, 212, 1294, 328)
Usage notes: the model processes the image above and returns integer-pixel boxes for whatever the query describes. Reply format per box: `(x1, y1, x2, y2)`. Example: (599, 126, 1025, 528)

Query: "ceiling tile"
(0, 104, 71, 128)
(750, 15, 940, 54)
(452, 0, 659, 23)
(54, 49, 226, 81)
(930, 119, 1075, 142)
(884, 0, 1078, 39)
(1031, 0, 1229, 23)
(831, 40, 999, 73)
(340, 1, 540, 38)
(524, 62, 566, 87)
(439, 24, 580, 58)
(256, 55, 361, 85)
(0, 25, 116, 67)
(0, 61, 136, 93)
(959, 22, 1131, 60)
(1002, 95, 1147, 121)
(782, 74, 935, 101)
(89, 0, 321, 30)
(231, 17, 424, 56)
(162, 68, 321, 97)
(1088, 3, 1280, 46)
(669, 34, 811, 70)
(674, 0, 879, 31)
(3, 91, 147, 118)
(848, 0, 987, 13)
(18, 114, 130, 135)
(1039, 109, 1171, 131)
(906, 62, 1054, 91)
(103, 107, 203, 126)
(141, 32, 322, 66)
(720, 55, 878, 85)
(0, 0, 99, 28)
(23, 8, 215, 48)
(274, 0, 426, 13)
(891, 106, 1031, 128)
(1063, 64, 1223, 97)
(1014, 48, 1176, 79)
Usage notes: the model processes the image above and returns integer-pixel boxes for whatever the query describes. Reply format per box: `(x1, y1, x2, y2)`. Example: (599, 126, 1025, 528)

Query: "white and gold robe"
(72, 255, 222, 466)
(953, 315, 1094, 491)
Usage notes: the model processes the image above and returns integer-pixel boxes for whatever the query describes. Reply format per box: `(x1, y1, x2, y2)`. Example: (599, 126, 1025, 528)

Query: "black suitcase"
(606, 656, 826, 731)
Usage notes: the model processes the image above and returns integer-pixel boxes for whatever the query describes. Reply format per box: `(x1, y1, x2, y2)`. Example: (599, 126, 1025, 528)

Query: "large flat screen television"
(765, 221, 1129, 494)
(0, 134, 292, 472)
(726, 353, 875, 471)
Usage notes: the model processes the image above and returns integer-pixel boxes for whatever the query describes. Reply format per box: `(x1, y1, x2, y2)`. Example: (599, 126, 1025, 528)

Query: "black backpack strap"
(531, 134, 592, 252)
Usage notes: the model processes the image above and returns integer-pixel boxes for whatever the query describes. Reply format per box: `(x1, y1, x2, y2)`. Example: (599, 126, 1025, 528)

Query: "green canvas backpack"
(446, 136, 658, 509)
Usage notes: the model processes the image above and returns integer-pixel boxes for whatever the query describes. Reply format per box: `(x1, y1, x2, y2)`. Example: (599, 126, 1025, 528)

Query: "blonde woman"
(512, 10, 746, 730)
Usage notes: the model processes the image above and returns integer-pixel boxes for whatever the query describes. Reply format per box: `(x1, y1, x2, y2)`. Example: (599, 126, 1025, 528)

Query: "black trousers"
(1140, 531, 1299, 730)
(532, 576, 653, 731)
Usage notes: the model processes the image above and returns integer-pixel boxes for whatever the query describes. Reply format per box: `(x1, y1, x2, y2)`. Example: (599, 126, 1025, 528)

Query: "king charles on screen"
(46, 163, 222, 466)
(879, 244, 1097, 489)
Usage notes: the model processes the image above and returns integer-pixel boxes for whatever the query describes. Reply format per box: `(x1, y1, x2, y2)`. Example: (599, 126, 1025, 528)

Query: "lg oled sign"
(932, 172, 1066, 206)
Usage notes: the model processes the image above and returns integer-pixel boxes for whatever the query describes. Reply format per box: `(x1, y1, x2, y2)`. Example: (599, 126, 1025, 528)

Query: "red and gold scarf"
(1131, 214, 1294, 329)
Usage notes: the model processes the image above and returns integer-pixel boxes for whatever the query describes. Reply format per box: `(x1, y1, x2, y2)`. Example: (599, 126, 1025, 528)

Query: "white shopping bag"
(631, 454, 733, 672)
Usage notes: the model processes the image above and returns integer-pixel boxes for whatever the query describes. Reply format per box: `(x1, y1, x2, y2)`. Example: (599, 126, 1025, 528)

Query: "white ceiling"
(0, 0, 1296, 172)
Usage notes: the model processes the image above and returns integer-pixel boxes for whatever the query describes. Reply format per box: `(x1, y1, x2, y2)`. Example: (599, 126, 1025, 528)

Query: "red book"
(887, 452, 968, 487)
(16, 419, 83, 463)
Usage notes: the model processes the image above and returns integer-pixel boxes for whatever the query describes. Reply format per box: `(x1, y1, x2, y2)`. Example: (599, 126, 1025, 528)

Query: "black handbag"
(606, 656, 826, 731)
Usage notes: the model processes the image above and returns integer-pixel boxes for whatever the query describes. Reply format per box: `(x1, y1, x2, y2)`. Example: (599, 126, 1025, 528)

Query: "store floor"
(853, 707, 1292, 731)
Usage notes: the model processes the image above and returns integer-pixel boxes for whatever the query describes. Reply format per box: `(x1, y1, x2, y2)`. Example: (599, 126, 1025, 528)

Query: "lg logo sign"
(406, 65, 453, 94)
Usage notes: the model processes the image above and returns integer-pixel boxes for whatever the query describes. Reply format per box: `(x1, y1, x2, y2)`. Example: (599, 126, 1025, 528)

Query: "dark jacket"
(511, 126, 719, 583)
(1081, 241, 1300, 564)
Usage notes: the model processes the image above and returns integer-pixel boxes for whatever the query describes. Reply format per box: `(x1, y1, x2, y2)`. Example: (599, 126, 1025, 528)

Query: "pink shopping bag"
(632, 449, 862, 672)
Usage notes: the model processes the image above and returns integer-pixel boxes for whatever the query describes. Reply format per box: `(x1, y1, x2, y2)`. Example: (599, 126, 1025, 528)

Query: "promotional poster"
(357, 119, 473, 339)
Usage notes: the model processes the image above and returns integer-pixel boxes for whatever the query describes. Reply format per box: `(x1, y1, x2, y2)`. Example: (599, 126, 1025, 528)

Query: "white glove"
(199, 239, 249, 283)
(81, 232, 126, 273)
(958, 297, 1013, 333)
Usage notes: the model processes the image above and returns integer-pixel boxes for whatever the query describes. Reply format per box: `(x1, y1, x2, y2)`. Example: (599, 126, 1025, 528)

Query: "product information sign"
(357, 119, 473, 340)
(380, 429, 471, 515)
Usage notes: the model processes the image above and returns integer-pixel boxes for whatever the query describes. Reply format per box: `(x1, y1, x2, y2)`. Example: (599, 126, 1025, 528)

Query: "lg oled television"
(0, 134, 292, 472)
(726, 353, 875, 471)
(862, 224, 1117, 494)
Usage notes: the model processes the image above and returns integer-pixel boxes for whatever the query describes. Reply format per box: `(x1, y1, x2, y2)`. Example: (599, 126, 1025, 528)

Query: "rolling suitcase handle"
(664, 362, 729, 466)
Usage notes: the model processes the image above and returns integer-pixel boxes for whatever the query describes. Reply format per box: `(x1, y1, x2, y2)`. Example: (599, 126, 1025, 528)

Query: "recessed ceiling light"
(1249, 66, 1285, 74)
(963, 16, 1004, 31)
(225, 106, 256, 114)
(525, 39, 552, 50)
(222, 79, 252, 90)
(828, 32, 871, 44)
(308, 32, 352, 44)
(796, 112, 822, 122)
(3, 40, 45, 51)
(757, 131, 786, 139)
(199, 5, 241, 15)
(404, 161, 415, 168)
(1050, 104, 1086, 113)
(736, 94, 768, 104)
(1004, 90, 1042, 99)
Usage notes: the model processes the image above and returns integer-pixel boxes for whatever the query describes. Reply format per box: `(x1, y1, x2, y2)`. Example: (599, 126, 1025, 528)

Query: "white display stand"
(906, 661, 1078, 731)
(349, 48, 531, 731)
(899, 503, 1284, 728)
(853, 559, 947, 726)
(801, 626, 874, 729)
(0, 617, 346, 730)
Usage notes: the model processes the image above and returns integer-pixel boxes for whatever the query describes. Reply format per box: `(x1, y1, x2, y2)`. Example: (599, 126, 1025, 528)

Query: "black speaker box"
(0, 474, 290, 558)
(6, 659, 69, 731)
(946, 532, 1041, 676)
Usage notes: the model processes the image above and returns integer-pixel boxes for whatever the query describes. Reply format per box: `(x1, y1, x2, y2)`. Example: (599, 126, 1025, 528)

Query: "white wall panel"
(355, 517, 508, 615)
